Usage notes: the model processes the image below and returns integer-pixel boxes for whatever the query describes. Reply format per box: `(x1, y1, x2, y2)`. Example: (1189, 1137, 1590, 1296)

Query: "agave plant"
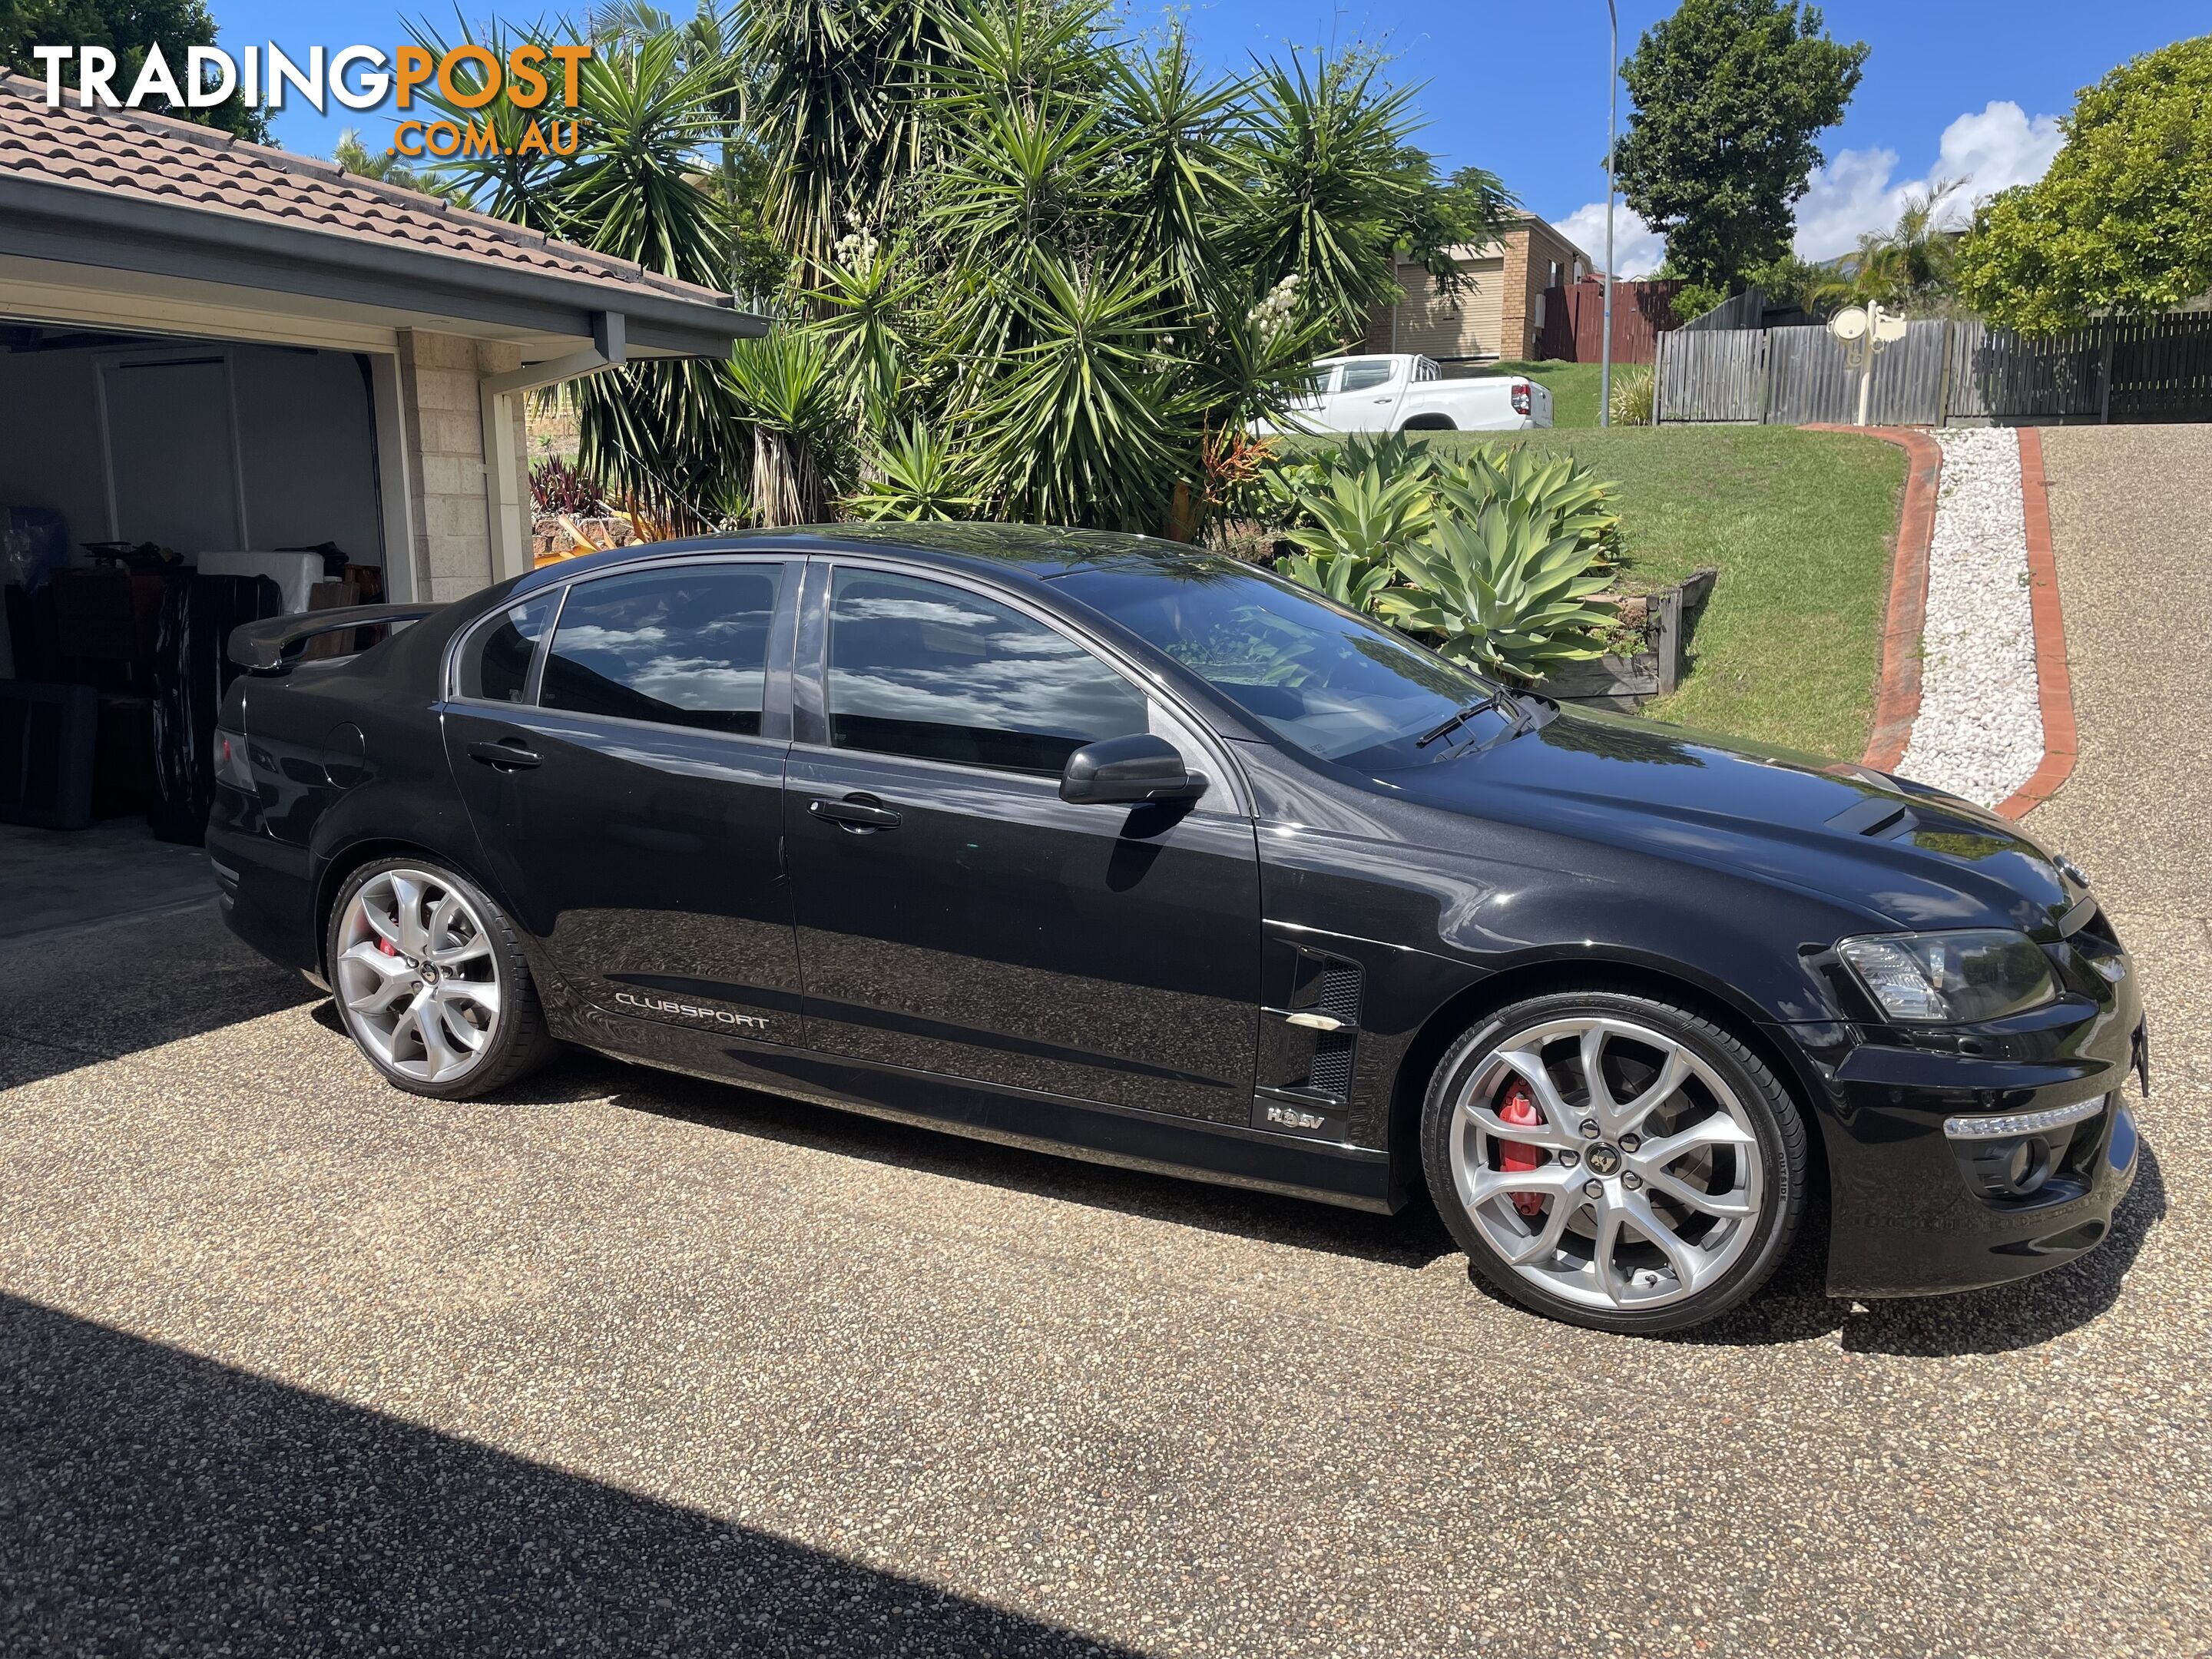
(846, 419, 979, 519)
(1432, 447, 1621, 563)
(1376, 505, 1614, 681)
(1271, 442, 1430, 606)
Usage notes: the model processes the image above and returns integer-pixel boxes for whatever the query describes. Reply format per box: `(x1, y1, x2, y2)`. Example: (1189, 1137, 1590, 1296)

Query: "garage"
(0, 74, 761, 941)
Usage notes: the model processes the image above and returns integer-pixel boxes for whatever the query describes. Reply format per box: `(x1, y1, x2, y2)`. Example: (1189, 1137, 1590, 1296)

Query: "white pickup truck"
(1255, 353, 1552, 435)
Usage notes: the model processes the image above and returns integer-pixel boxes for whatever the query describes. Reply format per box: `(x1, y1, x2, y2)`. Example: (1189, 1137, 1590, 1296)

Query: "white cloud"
(1793, 101, 2065, 261)
(1553, 200, 1667, 279)
(1543, 101, 2065, 277)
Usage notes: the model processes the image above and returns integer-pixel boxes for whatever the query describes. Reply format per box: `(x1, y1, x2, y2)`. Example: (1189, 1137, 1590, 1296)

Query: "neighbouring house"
(1363, 213, 1591, 365)
(0, 73, 762, 888)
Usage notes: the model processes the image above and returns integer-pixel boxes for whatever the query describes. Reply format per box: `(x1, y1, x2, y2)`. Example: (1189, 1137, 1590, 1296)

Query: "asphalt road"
(1, 430, 2207, 1657)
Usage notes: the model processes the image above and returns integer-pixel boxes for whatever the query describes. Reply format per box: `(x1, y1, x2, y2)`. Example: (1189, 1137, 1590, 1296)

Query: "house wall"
(1364, 218, 1592, 363)
(392, 329, 528, 603)
(0, 339, 382, 568)
(1374, 253, 1507, 360)
(1501, 221, 1590, 364)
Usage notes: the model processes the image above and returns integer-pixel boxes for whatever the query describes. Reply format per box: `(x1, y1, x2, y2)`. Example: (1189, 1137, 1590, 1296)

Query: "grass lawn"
(1409, 426, 1907, 762)
(1459, 360, 1607, 428)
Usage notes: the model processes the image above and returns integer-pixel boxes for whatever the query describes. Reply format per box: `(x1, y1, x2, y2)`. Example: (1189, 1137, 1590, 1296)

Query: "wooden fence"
(1534, 277, 1684, 366)
(1656, 312, 2212, 426)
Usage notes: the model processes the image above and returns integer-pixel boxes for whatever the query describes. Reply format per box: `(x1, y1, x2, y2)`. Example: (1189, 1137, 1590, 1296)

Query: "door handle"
(468, 738, 541, 770)
(809, 794, 901, 831)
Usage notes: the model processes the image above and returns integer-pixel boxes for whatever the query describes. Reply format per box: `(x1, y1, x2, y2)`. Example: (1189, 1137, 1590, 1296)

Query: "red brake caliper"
(378, 938, 397, 956)
(1497, 1080, 1549, 1217)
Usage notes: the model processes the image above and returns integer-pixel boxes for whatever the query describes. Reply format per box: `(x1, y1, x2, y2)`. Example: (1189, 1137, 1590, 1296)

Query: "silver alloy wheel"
(1446, 1016, 1767, 1312)
(333, 868, 503, 1085)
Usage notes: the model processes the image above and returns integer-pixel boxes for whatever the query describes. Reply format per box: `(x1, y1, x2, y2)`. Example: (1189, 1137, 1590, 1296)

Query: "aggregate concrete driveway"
(2, 432, 2207, 1658)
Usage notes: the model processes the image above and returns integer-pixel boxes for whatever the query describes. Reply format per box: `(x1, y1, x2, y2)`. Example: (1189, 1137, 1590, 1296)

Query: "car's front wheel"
(326, 857, 557, 1099)
(1420, 989, 1807, 1333)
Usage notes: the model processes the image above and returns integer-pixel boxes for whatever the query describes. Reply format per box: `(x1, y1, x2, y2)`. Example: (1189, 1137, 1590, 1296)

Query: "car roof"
(509, 522, 1246, 598)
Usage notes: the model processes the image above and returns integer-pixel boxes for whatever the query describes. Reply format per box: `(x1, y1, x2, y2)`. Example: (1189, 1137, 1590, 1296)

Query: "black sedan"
(209, 526, 2147, 1334)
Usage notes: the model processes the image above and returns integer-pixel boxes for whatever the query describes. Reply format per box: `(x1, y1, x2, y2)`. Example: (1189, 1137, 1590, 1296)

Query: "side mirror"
(1059, 732, 1207, 806)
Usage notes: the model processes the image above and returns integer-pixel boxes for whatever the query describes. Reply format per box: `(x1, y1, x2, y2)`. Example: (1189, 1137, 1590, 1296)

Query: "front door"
(785, 561, 1261, 1126)
(442, 557, 804, 1043)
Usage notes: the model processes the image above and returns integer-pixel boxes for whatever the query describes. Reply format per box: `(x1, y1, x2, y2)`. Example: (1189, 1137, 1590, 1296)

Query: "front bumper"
(1792, 952, 2147, 1299)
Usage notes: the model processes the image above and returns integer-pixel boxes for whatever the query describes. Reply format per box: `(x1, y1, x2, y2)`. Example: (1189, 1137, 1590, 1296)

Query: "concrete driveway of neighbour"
(2, 431, 2207, 1655)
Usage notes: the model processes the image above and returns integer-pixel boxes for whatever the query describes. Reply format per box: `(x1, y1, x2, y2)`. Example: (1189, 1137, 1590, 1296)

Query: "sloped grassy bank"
(1405, 426, 1906, 760)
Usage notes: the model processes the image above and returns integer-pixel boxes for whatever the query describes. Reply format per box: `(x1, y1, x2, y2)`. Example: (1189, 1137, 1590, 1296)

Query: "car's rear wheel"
(1420, 990, 1807, 1334)
(326, 858, 556, 1099)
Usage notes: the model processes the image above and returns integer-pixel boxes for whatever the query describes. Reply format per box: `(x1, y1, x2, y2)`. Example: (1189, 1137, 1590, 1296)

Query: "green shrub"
(1607, 366, 1656, 427)
(1376, 505, 1614, 680)
(846, 420, 980, 522)
(1270, 438, 1619, 679)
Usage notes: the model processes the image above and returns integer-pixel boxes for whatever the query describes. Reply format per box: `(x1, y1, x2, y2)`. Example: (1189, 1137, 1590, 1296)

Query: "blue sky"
(218, 0, 2203, 273)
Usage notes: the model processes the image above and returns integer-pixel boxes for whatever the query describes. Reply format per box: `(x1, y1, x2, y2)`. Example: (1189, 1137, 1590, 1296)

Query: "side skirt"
(558, 1002, 1402, 1215)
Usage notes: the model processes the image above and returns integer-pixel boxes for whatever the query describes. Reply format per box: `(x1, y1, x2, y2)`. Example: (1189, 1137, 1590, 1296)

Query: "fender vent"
(1316, 961, 1362, 1022)
(1307, 1033, 1355, 1096)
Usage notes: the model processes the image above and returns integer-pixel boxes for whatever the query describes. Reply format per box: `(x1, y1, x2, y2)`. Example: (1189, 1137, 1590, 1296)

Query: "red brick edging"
(1804, 424, 1943, 773)
(1988, 427, 2078, 820)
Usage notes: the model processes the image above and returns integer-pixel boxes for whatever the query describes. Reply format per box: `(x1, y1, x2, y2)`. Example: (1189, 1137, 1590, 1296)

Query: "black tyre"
(324, 856, 558, 1100)
(1420, 988, 1808, 1334)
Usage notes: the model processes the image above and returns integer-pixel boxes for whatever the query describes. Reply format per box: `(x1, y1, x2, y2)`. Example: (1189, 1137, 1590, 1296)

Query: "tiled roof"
(0, 74, 734, 311)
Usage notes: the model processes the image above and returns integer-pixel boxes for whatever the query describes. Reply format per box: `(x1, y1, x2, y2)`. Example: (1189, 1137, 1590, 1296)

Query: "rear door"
(783, 559, 1262, 1126)
(442, 556, 805, 1040)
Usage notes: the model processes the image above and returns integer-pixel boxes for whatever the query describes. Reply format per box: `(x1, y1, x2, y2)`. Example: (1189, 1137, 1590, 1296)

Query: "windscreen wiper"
(1416, 691, 1514, 747)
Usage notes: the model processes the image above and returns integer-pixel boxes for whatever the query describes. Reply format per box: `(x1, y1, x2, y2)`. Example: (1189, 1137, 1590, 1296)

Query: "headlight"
(1836, 929, 2060, 1023)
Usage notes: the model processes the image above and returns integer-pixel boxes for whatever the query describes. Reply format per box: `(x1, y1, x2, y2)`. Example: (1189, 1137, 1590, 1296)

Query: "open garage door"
(1, 323, 393, 942)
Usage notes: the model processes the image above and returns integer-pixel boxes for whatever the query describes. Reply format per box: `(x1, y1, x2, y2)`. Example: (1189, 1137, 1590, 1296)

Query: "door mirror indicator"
(1059, 733, 1206, 806)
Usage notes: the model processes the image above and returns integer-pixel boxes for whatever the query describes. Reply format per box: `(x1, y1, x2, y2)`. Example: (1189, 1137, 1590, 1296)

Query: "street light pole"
(1600, 0, 1618, 428)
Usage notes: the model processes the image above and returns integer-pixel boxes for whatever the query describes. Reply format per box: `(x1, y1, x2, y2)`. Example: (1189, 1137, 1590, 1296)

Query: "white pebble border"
(1896, 429, 2043, 807)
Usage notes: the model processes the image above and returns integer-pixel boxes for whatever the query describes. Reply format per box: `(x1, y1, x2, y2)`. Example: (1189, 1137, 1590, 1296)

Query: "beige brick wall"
(393, 330, 527, 603)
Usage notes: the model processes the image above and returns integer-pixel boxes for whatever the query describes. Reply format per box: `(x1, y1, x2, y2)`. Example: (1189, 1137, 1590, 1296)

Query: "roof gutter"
(0, 173, 767, 357)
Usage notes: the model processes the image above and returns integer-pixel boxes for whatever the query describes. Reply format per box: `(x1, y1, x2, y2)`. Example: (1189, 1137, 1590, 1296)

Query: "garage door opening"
(1, 322, 391, 941)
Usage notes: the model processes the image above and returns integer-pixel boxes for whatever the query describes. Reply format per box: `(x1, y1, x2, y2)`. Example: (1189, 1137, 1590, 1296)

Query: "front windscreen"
(1053, 558, 1505, 769)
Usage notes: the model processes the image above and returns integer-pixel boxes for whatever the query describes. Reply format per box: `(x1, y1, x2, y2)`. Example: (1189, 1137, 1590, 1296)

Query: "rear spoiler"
(227, 604, 442, 673)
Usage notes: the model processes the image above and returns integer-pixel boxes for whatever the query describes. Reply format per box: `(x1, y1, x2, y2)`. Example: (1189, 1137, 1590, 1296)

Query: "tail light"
(215, 728, 255, 792)
(1511, 382, 1532, 417)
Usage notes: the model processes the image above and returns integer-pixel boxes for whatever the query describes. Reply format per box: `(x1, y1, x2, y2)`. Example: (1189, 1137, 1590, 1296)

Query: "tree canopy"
(1955, 35, 2212, 333)
(0, 0, 269, 141)
(1613, 0, 1865, 290)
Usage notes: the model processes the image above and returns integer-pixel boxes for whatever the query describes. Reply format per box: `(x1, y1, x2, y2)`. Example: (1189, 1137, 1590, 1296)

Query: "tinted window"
(1339, 359, 1395, 392)
(541, 564, 780, 734)
(1054, 559, 1507, 770)
(826, 568, 1147, 774)
(459, 594, 555, 703)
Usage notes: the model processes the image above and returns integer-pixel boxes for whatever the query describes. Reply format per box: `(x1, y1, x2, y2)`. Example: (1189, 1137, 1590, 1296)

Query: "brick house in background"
(1364, 213, 1591, 366)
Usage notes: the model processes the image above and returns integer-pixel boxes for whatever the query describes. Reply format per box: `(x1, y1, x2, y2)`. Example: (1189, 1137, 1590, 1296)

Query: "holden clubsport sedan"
(210, 525, 2147, 1334)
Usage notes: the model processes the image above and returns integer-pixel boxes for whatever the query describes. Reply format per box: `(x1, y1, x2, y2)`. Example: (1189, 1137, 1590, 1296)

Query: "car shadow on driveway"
(303, 1008, 2160, 1349)
(0, 1292, 1137, 1658)
(1667, 1141, 2170, 1356)
(402, 1030, 1463, 1275)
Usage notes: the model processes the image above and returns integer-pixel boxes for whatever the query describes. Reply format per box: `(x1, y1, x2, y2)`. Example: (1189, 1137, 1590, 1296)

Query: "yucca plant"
(1228, 52, 1426, 341)
(962, 256, 1182, 528)
(1376, 505, 1614, 681)
(727, 329, 849, 524)
(846, 419, 979, 519)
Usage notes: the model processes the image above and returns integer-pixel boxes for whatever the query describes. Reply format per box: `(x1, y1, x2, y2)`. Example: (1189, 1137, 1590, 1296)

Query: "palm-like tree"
(1849, 178, 1966, 314)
